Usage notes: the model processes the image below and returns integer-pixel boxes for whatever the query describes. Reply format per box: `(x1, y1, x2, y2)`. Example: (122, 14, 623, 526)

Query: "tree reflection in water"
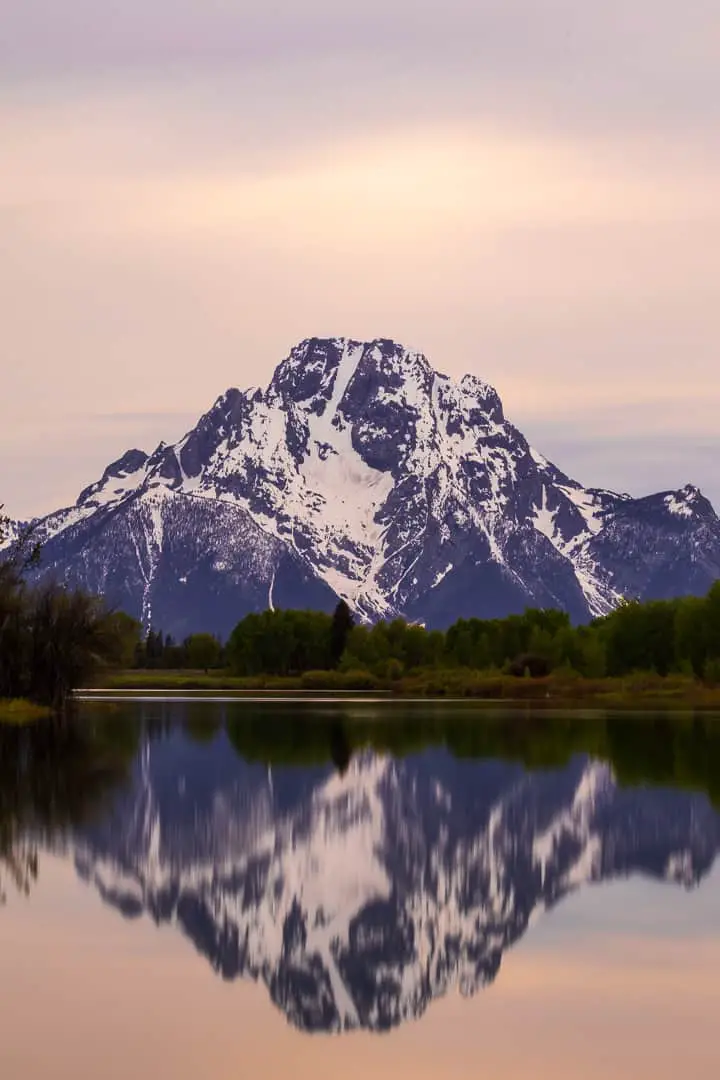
(0, 712, 140, 903)
(3, 702, 720, 1032)
(3, 704, 720, 907)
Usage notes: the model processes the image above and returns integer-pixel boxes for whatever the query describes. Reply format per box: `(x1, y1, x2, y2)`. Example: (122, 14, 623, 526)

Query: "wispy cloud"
(1, 2, 718, 517)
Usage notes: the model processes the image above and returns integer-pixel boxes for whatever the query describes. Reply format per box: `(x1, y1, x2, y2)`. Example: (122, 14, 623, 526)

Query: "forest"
(4, 501, 720, 709)
(0, 510, 135, 713)
(133, 586, 720, 690)
(217, 590, 720, 681)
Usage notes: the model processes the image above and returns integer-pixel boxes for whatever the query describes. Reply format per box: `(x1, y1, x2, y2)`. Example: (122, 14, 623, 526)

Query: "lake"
(2, 700, 720, 1078)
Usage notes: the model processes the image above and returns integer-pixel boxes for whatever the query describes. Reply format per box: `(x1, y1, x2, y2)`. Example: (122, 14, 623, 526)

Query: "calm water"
(2, 701, 720, 1078)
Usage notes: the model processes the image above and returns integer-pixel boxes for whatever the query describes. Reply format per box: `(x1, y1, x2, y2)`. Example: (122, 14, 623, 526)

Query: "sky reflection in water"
(1, 702, 719, 1077)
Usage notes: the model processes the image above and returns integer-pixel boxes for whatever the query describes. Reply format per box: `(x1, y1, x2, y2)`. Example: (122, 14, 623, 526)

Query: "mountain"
(0, 515, 24, 549)
(71, 730, 720, 1033)
(4, 337, 720, 636)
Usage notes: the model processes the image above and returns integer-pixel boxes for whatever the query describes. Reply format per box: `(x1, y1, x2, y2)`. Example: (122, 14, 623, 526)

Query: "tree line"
(4, 496, 720, 697)
(133, 630, 224, 671)
(222, 588, 720, 682)
(222, 707, 720, 809)
(134, 604, 354, 674)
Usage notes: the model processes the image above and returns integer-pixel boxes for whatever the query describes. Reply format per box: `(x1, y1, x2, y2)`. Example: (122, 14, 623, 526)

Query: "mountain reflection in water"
(2, 704, 720, 1035)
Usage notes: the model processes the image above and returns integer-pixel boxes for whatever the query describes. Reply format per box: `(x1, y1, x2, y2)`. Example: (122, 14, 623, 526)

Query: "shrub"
(507, 653, 552, 678)
(299, 669, 380, 691)
(703, 657, 720, 686)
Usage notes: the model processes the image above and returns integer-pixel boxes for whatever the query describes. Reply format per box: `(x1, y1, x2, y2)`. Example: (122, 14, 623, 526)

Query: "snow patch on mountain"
(18, 337, 720, 633)
(0, 516, 23, 551)
(532, 485, 557, 544)
(665, 485, 704, 519)
(556, 485, 607, 537)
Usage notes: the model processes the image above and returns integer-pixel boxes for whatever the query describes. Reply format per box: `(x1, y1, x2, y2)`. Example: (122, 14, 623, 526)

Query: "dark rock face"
(586, 487, 720, 602)
(71, 731, 720, 1033)
(7, 337, 720, 636)
(77, 449, 150, 507)
(30, 491, 339, 638)
(269, 337, 347, 408)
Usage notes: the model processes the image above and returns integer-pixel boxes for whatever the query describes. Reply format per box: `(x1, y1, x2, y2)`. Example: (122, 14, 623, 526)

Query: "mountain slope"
(5, 337, 720, 635)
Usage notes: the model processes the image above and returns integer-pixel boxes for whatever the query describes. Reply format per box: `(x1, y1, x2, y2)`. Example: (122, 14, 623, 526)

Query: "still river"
(1, 699, 719, 1078)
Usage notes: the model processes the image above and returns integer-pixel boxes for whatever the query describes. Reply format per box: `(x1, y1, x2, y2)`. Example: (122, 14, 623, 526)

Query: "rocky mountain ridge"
(3, 337, 719, 636)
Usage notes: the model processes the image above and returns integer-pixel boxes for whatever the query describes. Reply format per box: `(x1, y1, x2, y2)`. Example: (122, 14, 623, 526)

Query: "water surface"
(2, 702, 719, 1077)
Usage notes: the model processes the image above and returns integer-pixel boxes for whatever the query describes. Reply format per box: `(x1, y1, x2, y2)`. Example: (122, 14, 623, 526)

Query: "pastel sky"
(2, 855, 719, 1078)
(2, 2, 719, 518)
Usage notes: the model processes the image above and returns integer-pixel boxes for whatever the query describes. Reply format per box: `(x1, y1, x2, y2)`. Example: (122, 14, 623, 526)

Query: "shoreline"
(76, 670, 720, 711)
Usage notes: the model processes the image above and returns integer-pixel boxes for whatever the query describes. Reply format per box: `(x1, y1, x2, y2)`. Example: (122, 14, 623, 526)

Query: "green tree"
(600, 599, 678, 676)
(706, 582, 720, 660)
(26, 585, 125, 708)
(674, 596, 709, 677)
(575, 629, 607, 678)
(330, 600, 354, 668)
(103, 611, 142, 669)
(227, 609, 333, 675)
(185, 633, 222, 672)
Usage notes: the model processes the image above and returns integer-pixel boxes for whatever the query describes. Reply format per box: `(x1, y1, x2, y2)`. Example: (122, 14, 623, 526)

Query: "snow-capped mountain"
(6, 338, 720, 635)
(0, 515, 24, 549)
(71, 729, 720, 1033)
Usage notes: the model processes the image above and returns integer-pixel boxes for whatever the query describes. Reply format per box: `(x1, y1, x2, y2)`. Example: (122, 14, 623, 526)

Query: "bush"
(704, 657, 720, 686)
(339, 669, 381, 691)
(385, 658, 403, 682)
(300, 669, 380, 691)
(507, 653, 552, 678)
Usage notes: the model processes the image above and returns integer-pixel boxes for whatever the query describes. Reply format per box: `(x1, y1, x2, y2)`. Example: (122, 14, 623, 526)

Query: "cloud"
(1, 3, 718, 517)
(4, 3, 720, 141)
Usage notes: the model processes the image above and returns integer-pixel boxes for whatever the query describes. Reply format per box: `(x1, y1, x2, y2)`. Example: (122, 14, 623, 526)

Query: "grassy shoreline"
(84, 669, 720, 710)
(0, 698, 52, 724)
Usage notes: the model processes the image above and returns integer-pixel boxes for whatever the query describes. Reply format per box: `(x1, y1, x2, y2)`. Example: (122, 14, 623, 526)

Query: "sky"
(2, 2, 719, 519)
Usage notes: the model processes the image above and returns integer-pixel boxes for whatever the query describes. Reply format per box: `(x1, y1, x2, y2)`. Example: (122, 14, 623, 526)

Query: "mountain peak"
(267, 337, 432, 411)
(20, 336, 720, 637)
(266, 337, 504, 433)
(77, 449, 150, 508)
(270, 336, 350, 397)
(664, 484, 715, 520)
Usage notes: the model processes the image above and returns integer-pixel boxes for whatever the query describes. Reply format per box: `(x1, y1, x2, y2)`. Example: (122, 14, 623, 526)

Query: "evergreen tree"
(330, 601, 355, 667)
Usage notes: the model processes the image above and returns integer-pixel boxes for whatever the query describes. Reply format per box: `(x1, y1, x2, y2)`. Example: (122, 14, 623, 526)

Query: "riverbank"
(0, 698, 52, 724)
(87, 669, 720, 709)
